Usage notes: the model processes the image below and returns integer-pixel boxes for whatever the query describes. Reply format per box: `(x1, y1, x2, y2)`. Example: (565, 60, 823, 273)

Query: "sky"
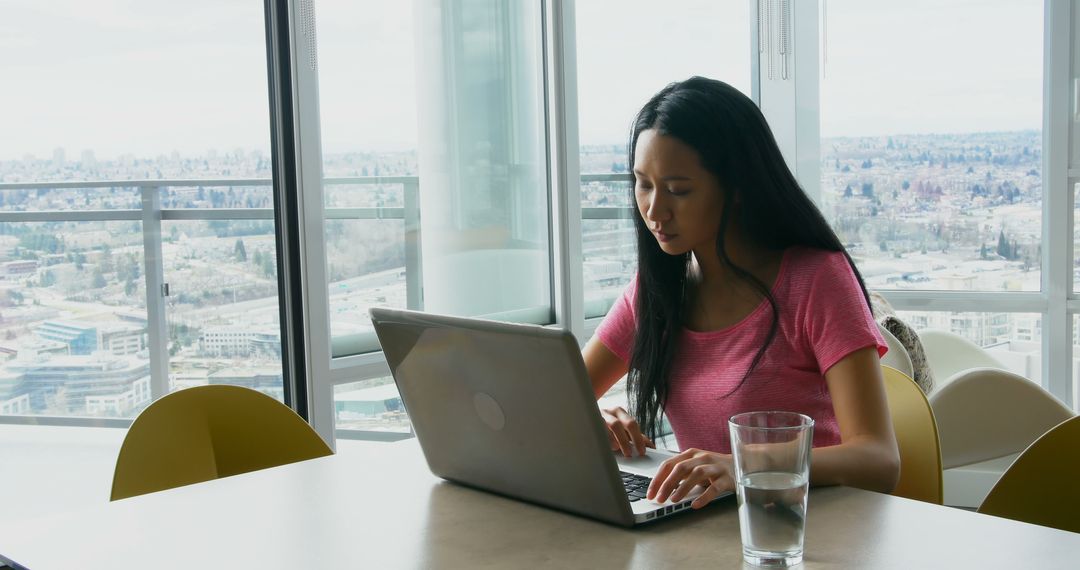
(0, 0, 1044, 161)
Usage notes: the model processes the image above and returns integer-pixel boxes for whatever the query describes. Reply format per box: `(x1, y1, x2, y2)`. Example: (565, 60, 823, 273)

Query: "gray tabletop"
(1, 439, 1077, 569)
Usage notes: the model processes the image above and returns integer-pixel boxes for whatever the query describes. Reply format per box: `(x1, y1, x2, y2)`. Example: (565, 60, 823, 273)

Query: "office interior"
(1, 0, 1078, 544)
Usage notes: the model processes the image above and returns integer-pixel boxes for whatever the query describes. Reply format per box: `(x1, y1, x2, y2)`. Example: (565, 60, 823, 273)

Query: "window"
(313, 1, 552, 433)
(3, 1, 1075, 440)
(814, 1, 1063, 400)
(898, 310, 1043, 381)
(0, 1, 285, 420)
(575, 0, 752, 320)
(820, 1, 1043, 293)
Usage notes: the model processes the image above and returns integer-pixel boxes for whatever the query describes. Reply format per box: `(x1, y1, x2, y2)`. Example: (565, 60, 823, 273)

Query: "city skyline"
(0, 126, 1064, 426)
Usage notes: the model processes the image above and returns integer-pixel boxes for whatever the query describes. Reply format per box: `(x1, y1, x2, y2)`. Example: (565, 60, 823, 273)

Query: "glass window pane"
(163, 218, 282, 400)
(1071, 315, 1080, 410)
(821, 1, 1043, 292)
(317, 0, 552, 357)
(576, 1, 752, 318)
(1074, 183, 1080, 293)
(0, 220, 151, 417)
(896, 310, 1042, 382)
(0, 1, 282, 418)
(333, 377, 411, 435)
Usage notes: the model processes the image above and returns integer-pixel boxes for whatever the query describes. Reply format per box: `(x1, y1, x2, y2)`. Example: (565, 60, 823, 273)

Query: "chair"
(880, 365, 943, 504)
(928, 368, 1075, 507)
(111, 385, 333, 501)
(978, 416, 1080, 533)
(917, 329, 1007, 392)
(877, 322, 914, 379)
(928, 368, 1074, 471)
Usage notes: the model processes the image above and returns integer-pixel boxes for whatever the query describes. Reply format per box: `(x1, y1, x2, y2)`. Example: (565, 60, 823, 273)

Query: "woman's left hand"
(646, 448, 735, 509)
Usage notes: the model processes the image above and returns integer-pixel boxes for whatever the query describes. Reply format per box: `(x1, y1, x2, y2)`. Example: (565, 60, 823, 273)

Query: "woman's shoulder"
(782, 245, 852, 277)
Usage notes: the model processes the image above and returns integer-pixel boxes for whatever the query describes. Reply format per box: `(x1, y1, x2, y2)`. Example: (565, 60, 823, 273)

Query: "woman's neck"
(691, 232, 783, 291)
(685, 239, 786, 331)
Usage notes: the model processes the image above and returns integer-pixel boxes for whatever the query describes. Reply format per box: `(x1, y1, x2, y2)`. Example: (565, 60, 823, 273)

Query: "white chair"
(928, 367, 1075, 507)
(918, 329, 1007, 392)
(877, 322, 914, 379)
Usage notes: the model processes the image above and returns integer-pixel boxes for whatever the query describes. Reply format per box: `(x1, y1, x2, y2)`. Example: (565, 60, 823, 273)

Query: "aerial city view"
(0, 129, 1051, 430)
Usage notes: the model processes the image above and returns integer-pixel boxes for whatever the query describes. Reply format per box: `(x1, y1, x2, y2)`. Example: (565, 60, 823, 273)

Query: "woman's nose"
(643, 193, 669, 223)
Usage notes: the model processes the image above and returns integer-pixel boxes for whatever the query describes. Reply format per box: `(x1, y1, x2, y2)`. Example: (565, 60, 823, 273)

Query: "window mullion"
(277, 0, 334, 445)
(757, 0, 821, 202)
(545, 0, 585, 341)
(1044, 0, 1074, 407)
(141, 186, 170, 402)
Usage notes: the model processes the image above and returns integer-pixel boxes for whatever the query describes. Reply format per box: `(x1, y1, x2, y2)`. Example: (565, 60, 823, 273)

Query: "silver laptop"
(369, 307, 727, 527)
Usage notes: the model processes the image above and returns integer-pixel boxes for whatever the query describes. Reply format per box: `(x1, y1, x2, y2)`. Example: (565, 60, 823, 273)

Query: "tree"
(92, 268, 107, 288)
(209, 220, 229, 236)
(40, 270, 56, 287)
(99, 245, 114, 275)
(234, 239, 247, 262)
(261, 256, 276, 278)
(996, 230, 1008, 259)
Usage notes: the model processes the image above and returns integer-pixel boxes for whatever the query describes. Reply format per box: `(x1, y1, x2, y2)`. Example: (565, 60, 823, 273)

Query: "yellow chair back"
(978, 416, 1080, 533)
(881, 365, 943, 504)
(111, 385, 333, 501)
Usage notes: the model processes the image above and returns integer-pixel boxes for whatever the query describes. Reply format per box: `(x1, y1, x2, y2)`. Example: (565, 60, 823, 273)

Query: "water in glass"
(737, 471, 809, 566)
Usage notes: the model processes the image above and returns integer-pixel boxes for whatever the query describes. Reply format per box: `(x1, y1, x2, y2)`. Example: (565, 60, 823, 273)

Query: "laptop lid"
(369, 307, 639, 526)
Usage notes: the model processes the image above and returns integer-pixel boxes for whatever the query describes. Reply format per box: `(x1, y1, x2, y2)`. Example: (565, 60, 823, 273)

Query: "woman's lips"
(654, 231, 676, 243)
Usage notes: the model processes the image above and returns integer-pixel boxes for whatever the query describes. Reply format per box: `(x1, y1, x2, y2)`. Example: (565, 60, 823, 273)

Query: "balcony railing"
(0, 173, 634, 426)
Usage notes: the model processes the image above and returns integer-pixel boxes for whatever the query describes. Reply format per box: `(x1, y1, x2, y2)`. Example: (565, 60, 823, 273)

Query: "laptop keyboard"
(620, 471, 652, 502)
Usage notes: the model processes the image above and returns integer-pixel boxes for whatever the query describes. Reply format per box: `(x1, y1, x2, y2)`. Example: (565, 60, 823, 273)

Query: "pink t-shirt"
(595, 246, 886, 454)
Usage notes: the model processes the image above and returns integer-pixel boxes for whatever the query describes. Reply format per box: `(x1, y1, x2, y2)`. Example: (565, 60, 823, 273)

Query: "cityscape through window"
(0, 1, 1073, 432)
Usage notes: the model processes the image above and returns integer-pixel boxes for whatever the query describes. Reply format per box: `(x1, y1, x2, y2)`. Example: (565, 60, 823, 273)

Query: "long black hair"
(627, 76, 872, 440)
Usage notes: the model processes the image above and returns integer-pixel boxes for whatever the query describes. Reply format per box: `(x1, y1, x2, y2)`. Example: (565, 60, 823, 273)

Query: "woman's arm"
(810, 346, 900, 493)
(582, 335, 628, 398)
(582, 336, 654, 456)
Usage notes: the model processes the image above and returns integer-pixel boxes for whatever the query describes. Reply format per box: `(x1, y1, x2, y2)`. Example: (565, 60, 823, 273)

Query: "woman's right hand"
(600, 406, 654, 457)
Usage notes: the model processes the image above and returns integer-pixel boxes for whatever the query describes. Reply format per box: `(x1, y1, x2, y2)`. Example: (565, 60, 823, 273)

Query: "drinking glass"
(728, 411, 814, 567)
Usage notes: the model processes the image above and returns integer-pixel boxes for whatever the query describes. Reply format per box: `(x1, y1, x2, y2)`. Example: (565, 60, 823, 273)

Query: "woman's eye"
(668, 188, 689, 196)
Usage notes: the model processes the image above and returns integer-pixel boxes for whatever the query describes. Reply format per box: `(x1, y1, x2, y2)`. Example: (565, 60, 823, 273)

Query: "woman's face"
(633, 129, 726, 257)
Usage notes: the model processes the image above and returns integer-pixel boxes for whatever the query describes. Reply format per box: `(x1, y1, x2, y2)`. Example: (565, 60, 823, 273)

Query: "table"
(2, 439, 1078, 569)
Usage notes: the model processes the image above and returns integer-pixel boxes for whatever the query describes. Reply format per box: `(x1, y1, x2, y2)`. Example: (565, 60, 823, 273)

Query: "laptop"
(369, 307, 727, 527)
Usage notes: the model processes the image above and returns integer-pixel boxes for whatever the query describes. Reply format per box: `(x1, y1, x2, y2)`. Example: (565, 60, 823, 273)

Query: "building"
(900, 311, 1012, 347)
(34, 320, 147, 357)
(199, 326, 256, 357)
(36, 321, 98, 354)
(208, 367, 283, 401)
(99, 323, 147, 356)
(0, 260, 38, 279)
(0, 368, 28, 414)
(250, 329, 282, 359)
(2, 351, 151, 416)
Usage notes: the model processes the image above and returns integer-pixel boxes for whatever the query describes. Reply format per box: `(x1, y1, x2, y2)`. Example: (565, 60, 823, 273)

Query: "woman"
(583, 77, 900, 510)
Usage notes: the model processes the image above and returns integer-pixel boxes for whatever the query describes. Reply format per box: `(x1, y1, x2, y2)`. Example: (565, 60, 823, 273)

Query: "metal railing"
(0, 173, 634, 427)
